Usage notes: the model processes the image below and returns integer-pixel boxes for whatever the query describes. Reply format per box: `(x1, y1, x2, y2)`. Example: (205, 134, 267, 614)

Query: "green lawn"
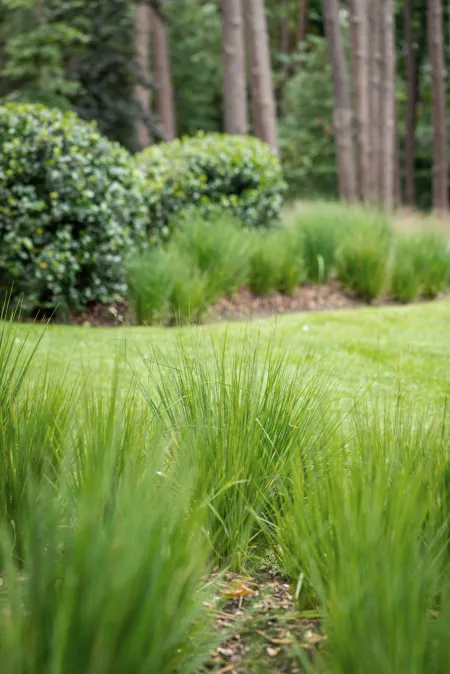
(22, 297, 450, 404)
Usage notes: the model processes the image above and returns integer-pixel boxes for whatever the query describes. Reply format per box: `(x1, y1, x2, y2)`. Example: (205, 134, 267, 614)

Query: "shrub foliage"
(136, 132, 285, 237)
(0, 103, 147, 309)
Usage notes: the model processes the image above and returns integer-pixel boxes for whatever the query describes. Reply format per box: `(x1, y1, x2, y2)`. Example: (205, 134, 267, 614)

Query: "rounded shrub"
(0, 103, 148, 310)
(136, 132, 286, 236)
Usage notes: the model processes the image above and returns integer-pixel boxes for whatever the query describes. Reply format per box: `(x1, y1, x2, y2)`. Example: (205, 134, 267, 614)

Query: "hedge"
(136, 132, 286, 237)
(0, 103, 147, 309)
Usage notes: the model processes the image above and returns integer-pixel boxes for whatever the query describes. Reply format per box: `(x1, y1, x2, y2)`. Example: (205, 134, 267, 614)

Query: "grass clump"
(391, 231, 450, 303)
(0, 456, 214, 674)
(140, 333, 332, 571)
(126, 248, 174, 324)
(248, 232, 284, 295)
(172, 208, 251, 302)
(127, 245, 208, 325)
(0, 313, 216, 673)
(391, 234, 423, 303)
(336, 211, 392, 301)
(414, 231, 450, 299)
(274, 400, 450, 673)
(292, 203, 348, 283)
(249, 230, 305, 296)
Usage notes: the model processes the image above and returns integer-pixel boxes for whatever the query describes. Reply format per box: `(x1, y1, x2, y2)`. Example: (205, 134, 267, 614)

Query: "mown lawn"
(22, 297, 450, 404)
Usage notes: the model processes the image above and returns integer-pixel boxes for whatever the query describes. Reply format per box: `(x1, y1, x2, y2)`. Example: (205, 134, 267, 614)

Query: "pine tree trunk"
(134, 2, 151, 149)
(243, 0, 279, 154)
(296, 0, 309, 47)
(348, 0, 371, 201)
(368, 0, 382, 202)
(428, 0, 449, 212)
(404, 0, 416, 207)
(220, 0, 248, 135)
(150, 6, 176, 141)
(322, 0, 357, 201)
(380, 0, 396, 209)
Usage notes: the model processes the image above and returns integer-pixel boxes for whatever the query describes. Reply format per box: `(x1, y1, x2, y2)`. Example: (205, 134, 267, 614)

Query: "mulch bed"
(34, 283, 361, 327)
(207, 283, 360, 322)
(203, 567, 325, 673)
(28, 282, 446, 328)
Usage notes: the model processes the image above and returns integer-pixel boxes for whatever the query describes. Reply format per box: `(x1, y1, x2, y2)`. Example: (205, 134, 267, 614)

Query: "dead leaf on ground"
(221, 584, 255, 598)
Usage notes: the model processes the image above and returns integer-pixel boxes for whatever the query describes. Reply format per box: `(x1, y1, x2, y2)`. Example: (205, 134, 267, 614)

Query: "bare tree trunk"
(296, 0, 309, 47)
(322, 0, 358, 201)
(220, 0, 248, 135)
(394, 126, 402, 206)
(243, 0, 279, 154)
(428, 0, 449, 212)
(150, 6, 176, 141)
(380, 0, 396, 209)
(404, 0, 416, 207)
(278, 0, 291, 116)
(368, 0, 382, 202)
(280, 0, 290, 76)
(134, 2, 151, 149)
(348, 0, 371, 201)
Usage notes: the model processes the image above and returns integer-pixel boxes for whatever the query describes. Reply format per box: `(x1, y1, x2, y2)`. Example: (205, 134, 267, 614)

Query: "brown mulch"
(26, 283, 362, 327)
(68, 301, 131, 327)
(207, 283, 360, 322)
(203, 568, 324, 674)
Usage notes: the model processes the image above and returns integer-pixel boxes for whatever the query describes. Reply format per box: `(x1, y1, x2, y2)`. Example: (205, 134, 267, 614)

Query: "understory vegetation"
(127, 203, 450, 325)
(0, 306, 449, 673)
(1, 103, 449, 323)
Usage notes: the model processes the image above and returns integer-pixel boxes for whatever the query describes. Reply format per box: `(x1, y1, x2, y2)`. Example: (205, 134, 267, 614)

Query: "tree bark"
(428, 0, 449, 212)
(404, 0, 416, 207)
(368, 0, 382, 202)
(348, 0, 371, 201)
(220, 0, 248, 135)
(243, 0, 279, 154)
(150, 5, 176, 141)
(296, 0, 309, 47)
(134, 2, 151, 149)
(380, 0, 396, 209)
(322, 0, 357, 201)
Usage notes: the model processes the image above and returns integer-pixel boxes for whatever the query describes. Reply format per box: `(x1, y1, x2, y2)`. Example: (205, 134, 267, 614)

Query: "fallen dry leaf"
(221, 584, 255, 598)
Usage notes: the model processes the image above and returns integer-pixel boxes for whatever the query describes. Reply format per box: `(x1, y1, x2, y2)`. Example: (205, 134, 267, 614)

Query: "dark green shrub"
(172, 208, 251, 303)
(136, 132, 286, 236)
(0, 103, 147, 310)
(335, 213, 392, 301)
(391, 235, 422, 303)
(414, 232, 450, 299)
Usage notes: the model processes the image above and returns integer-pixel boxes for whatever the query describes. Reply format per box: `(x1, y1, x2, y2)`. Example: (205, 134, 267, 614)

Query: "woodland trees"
(0, 0, 448, 212)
